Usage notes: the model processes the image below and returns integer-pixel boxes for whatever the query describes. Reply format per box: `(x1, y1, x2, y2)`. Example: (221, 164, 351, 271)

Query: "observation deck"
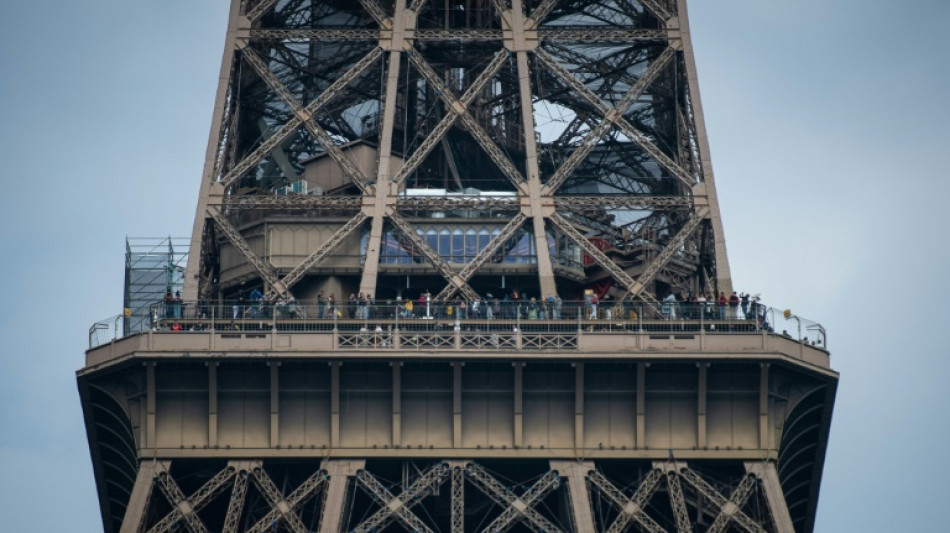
(81, 303, 836, 533)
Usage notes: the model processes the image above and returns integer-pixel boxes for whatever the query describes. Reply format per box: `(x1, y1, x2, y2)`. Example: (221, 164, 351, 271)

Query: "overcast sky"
(0, 1, 948, 530)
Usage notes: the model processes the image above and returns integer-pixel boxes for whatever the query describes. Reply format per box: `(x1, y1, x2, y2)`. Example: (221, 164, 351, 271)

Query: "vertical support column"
(448, 460, 466, 533)
(360, 0, 410, 297)
(330, 362, 341, 448)
(550, 461, 596, 533)
(270, 362, 279, 447)
(183, 0, 243, 300)
(745, 462, 795, 533)
(392, 362, 402, 446)
(119, 460, 161, 533)
(513, 362, 524, 447)
(146, 362, 156, 450)
(209, 362, 218, 447)
(507, 0, 555, 298)
(574, 363, 584, 449)
(636, 362, 646, 448)
(514, 51, 556, 298)
(673, 0, 733, 294)
(453, 362, 463, 447)
(759, 364, 770, 451)
(697, 363, 707, 449)
(319, 459, 366, 533)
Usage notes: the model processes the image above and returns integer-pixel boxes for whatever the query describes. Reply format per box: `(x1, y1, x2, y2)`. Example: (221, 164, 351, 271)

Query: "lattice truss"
(188, 0, 729, 303)
(134, 461, 331, 533)
(587, 465, 779, 533)
(128, 460, 785, 533)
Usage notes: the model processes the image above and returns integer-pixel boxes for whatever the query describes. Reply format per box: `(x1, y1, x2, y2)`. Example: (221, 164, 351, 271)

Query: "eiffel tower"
(79, 1, 837, 532)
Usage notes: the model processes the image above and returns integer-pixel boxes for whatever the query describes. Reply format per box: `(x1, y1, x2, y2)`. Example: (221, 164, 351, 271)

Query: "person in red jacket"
(718, 292, 727, 320)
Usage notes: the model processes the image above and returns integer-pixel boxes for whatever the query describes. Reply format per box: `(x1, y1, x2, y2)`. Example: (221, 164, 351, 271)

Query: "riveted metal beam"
(208, 208, 289, 298)
(388, 212, 479, 301)
(435, 212, 527, 301)
(352, 463, 450, 533)
(534, 47, 694, 189)
(466, 463, 564, 533)
(219, 47, 382, 189)
(588, 469, 666, 533)
(393, 50, 511, 187)
(239, 47, 372, 193)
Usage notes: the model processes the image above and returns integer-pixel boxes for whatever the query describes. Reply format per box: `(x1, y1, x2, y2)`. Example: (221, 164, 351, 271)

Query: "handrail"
(89, 299, 827, 350)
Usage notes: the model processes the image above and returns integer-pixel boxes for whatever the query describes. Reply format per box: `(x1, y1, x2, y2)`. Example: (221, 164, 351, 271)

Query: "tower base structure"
(80, 319, 835, 532)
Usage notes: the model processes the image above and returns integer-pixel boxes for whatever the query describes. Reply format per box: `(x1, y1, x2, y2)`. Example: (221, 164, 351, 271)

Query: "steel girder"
(141, 461, 329, 533)
(466, 463, 565, 533)
(222, 194, 691, 212)
(187, 0, 733, 304)
(678, 469, 768, 533)
(239, 46, 373, 193)
(588, 465, 777, 533)
(389, 212, 480, 301)
(124, 457, 789, 533)
(435, 212, 527, 301)
(244, 466, 329, 533)
(588, 469, 666, 533)
(209, 209, 289, 298)
(352, 463, 450, 533)
(218, 46, 383, 190)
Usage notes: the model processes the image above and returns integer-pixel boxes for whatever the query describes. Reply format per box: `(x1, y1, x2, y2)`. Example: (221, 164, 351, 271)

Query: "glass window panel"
(452, 228, 464, 262)
(465, 229, 478, 262)
(440, 229, 451, 259)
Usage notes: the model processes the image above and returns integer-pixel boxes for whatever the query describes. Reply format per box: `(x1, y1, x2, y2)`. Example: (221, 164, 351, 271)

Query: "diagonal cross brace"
(357, 0, 392, 29)
(408, 52, 527, 187)
(435, 212, 527, 301)
(270, 212, 369, 299)
(466, 463, 565, 533)
(220, 47, 383, 189)
(221, 470, 249, 533)
(239, 47, 372, 192)
(619, 207, 708, 301)
(678, 469, 767, 533)
(640, 0, 673, 23)
(210, 208, 289, 299)
(533, 47, 693, 189)
(245, 467, 328, 533)
(707, 474, 764, 533)
(481, 471, 562, 533)
(548, 212, 639, 294)
(665, 470, 692, 533)
(391, 50, 510, 187)
(151, 469, 225, 533)
(541, 47, 676, 193)
(526, 0, 559, 28)
(389, 212, 479, 301)
(245, 0, 279, 23)
(352, 463, 450, 533)
(587, 469, 666, 533)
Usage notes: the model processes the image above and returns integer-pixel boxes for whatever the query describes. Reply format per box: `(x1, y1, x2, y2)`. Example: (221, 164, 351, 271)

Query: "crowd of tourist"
(153, 288, 774, 327)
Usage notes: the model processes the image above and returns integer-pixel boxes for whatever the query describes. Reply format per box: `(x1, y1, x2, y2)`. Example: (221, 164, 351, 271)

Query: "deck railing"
(90, 299, 826, 350)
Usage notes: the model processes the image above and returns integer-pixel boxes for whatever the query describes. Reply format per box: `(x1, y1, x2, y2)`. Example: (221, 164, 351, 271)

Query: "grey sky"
(0, 0, 947, 530)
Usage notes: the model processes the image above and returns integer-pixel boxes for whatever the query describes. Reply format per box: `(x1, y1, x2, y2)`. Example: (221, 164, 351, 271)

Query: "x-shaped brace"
(243, 466, 329, 533)
(150, 465, 236, 533)
(588, 469, 666, 533)
(466, 463, 565, 533)
(678, 469, 767, 533)
(352, 463, 450, 533)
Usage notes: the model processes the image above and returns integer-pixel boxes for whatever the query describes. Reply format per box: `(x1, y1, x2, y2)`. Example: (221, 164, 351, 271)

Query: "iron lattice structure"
(183, 0, 731, 306)
(78, 2, 838, 533)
